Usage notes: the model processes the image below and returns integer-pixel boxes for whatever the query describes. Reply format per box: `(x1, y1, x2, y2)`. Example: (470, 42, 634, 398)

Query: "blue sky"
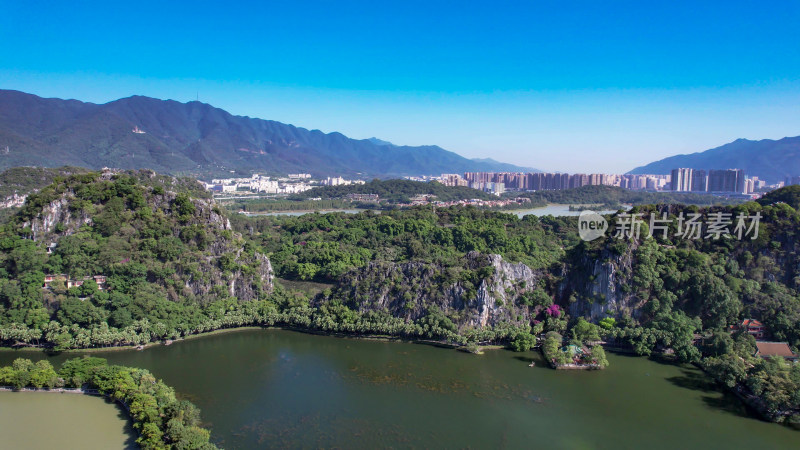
(1, 1, 799, 172)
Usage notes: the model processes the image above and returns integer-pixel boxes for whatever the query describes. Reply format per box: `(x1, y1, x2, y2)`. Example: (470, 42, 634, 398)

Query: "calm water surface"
(0, 392, 134, 449)
(1, 329, 797, 449)
(511, 204, 625, 218)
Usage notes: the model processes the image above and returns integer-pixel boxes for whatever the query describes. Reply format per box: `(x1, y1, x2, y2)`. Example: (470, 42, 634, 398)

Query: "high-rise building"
(440, 174, 468, 187)
(708, 169, 745, 193)
(670, 168, 693, 192)
(690, 170, 708, 192)
(785, 176, 800, 186)
(744, 178, 755, 194)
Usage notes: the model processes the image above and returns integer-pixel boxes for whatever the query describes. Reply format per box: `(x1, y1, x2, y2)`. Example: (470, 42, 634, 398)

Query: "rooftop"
(755, 341, 796, 359)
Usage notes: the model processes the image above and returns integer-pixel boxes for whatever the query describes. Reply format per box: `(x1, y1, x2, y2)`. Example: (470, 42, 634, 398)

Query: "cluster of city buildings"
(435, 172, 669, 194)
(397, 195, 531, 209)
(785, 176, 800, 187)
(205, 174, 308, 194)
(320, 176, 366, 186)
(204, 174, 366, 195)
(430, 168, 787, 198)
(669, 168, 765, 194)
(202, 168, 799, 199)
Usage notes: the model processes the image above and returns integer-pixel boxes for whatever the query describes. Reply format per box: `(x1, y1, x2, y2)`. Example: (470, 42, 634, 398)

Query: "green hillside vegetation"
(220, 198, 355, 213)
(0, 356, 216, 449)
(289, 179, 496, 203)
(513, 185, 742, 207)
(0, 166, 93, 224)
(1, 171, 800, 422)
(0, 170, 272, 350)
(758, 184, 800, 210)
(239, 207, 574, 283)
(0, 166, 91, 200)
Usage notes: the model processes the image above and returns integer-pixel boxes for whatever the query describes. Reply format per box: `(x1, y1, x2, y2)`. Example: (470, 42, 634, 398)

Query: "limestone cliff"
(561, 246, 646, 321)
(323, 251, 546, 330)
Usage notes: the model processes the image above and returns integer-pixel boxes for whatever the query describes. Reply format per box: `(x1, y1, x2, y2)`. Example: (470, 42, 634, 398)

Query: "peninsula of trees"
(0, 356, 216, 449)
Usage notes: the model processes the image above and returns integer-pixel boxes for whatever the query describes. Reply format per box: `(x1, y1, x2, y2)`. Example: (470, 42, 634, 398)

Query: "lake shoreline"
(2, 328, 798, 448)
(0, 324, 470, 354)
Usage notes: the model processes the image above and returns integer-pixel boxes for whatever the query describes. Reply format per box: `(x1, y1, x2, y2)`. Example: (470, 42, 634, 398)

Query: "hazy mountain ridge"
(0, 90, 537, 178)
(628, 136, 800, 183)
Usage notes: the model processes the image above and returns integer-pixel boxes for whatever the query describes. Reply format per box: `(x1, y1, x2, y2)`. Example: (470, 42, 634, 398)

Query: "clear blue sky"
(2, 1, 799, 172)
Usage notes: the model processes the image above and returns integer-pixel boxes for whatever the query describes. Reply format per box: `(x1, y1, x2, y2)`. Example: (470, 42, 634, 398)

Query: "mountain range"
(0, 89, 536, 178)
(628, 136, 800, 183)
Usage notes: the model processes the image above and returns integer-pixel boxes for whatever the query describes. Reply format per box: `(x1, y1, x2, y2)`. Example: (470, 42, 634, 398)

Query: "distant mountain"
(628, 137, 800, 183)
(0, 90, 537, 178)
(366, 137, 395, 147)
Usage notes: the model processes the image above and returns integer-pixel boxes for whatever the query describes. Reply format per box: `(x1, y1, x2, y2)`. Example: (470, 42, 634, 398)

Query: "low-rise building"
(44, 274, 107, 290)
(345, 193, 379, 202)
(754, 342, 798, 362)
(730, 319, 766, 339)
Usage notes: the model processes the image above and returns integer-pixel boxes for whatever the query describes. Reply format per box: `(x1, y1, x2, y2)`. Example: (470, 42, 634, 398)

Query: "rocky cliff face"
(562, 245, 645, 321)
(324, 251, 545, 329)
(322, 235, 658, 327)
(22, 196, 92, 240)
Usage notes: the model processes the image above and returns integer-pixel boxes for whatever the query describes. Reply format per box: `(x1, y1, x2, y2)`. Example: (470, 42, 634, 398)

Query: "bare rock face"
(564, 246, 646, 321)
(22, 197, 92, 240)
(324, 251, 545, 330)
(466, 253, 539, 327)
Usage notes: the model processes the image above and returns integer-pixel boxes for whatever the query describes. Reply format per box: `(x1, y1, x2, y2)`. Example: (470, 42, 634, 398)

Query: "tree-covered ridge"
(289, 179, 496, 203)
(0, 169, 272, 349)
(557, 200, 800, 420)
(0, 356, 216, 449)
(580, 201, 800, 347)
(0, 166, 91, 200)
(242, 206, 576, 283)
(511, 184, 743, 207)
(758, 184, 800, 210)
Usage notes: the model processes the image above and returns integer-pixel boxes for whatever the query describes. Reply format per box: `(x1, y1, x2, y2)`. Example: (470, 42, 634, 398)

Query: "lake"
(0, 391, 135, 449)
(0, 329, 797, 449)
(510, 204, 623, 218)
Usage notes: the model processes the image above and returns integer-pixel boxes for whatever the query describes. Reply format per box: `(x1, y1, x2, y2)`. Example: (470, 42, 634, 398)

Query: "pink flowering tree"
(545, 304, 561, 318)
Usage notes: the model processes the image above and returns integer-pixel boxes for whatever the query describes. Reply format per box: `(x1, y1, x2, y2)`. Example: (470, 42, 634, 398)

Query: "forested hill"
(0, 166, 90, 200)
(628, 136, 800, 183)
(0, 169, 273, 348)
(758, 184, 800, 210)
(290, 179, 496, 202)
(512, 185, 744, 207)
(0, 89, 535, 178)
(2, 171, 800, 422)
